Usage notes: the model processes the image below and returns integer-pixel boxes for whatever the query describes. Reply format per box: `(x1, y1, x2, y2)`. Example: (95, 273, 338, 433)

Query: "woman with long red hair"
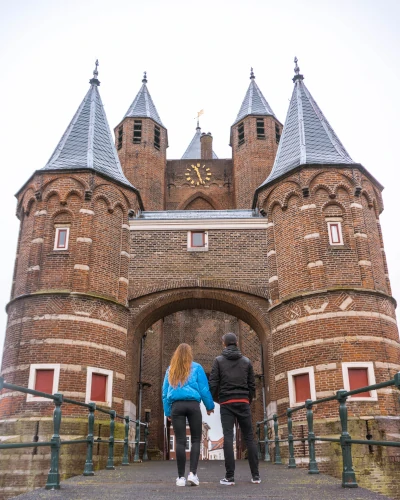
(162, 343, 214, 487)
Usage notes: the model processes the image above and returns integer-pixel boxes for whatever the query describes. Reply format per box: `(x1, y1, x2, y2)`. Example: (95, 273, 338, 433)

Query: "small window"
(238, 122, 245, 146)
(54, 227, 69, 250)
(154, 125, 161, 150)
(256, 118, 265, 139)
(117, 125, 123, 150)
(170, 435, 175, 452)
(275, 123, 281, 143)
(185, 436, 191, 451)
(27, 364, 61, 402)
(187, 231, 208, 252)
(287, 367, 316, 406)
(133, 120, 142, 144)
(342, 362, 377, 401)
(327, 221, 343, 245)
(86, 367, 113, 406)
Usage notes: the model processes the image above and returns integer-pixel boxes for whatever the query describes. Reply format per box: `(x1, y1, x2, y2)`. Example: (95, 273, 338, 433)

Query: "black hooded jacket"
(209, 345, 255, 404)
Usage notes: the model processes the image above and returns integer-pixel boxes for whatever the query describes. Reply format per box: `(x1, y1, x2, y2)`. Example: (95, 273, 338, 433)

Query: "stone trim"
(274, 334, 400, 357)
(267, 250, 276, 257)
(119, 277, 129, 285)
(27, 265, 40, 272)
(74, 264, 90, 271)
(350, 203, 363, 209)
(307, 260, 323, 268)
(8, 313, 127, 334)
(19, 338, 126, 357)
(31, 238, 44, 244)
(77, 237, 92, 243)
(304, 233, 320, 240)
(120, 251, 130, 258)
(375, 362, 400, 370)
(300, 204, 316, 211)
(358, 260, 372, 266)
(130, 219, 269, 230)
(315, 362, 337, 372)
(354, 233, 368, 239)
(269, 276, 278, 283)
(34, 210, 47, 216)
(79, 209, 95, 215)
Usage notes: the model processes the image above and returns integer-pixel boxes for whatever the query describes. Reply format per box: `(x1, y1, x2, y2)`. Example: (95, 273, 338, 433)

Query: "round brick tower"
(114, 72, 168, 210)
(231, 68, 283, 209)
(254, 59, 400, 483)
(0, 64, 142, 493)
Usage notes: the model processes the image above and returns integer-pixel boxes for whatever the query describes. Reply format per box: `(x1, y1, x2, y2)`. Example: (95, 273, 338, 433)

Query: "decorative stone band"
(19, 338, 126, 357)
(76, 237, 92, 243)
(354, 233, 368, 239)
(275, 362, 337, 381)
(8, 314, 127, 335)
(307, 260, 323, 268)
(300, 204, 316, 211)
(119, 277, 129, 285)
(274, 334, 400, 357)
(272, 310, 397, 336)
(122, 224, 130, 230)
(130, 219, 270, 231)
(34, 210, 47, 216)
(31, 238, 44, 244)
(304, 233, 320, 240)
(350, 203, 363, 209)
(79, 209, 95, 215)
(120, 251, 130, 258)
(267, 250, 276, 257)
(27, 265, 40, 272)
(269, 276, 278, 283)
(74, 264, 90, 271)
(375, 362, 400, 370)
(358, 260, 372, 266)
(266, 222, 274, 228)
(113, 397, 124, 404)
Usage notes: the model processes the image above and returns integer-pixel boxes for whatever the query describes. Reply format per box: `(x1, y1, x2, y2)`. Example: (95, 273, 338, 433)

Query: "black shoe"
(220, 477, 235, 485)
(251, 475, 261, 484)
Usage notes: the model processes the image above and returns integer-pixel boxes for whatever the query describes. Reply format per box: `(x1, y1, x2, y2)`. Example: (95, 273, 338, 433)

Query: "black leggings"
(171, 400, 202, 477)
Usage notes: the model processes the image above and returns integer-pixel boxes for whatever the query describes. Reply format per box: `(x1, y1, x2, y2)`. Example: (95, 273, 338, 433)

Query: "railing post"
(273, 414, 282, 465)
(287, 409, 296, 468)
(121, 416, 130, 466)
(134, 420, 141, 462)
(142, 423, 149, 461)
(256, 423, 262, 459)
(337, 389, 358, 488)
(264, 419, 271, 462)
(106, 410, 116, 470)
(83, 402, 96, 476)
(45, 393, 63, 490)
(305, 399, 319, 474)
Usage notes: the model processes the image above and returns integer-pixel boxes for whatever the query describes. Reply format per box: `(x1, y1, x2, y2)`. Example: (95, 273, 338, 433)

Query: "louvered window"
(275, 123, 281, 143)
(117, 126, 123, 150)
(133, 120, 142, 144)
(256, 118, 265, 139)
(154, 125, 161, 150)
(238, 122, 245, 146)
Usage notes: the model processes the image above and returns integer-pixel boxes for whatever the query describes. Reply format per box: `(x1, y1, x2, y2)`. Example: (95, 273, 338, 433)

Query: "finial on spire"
(250, 67, 255, 80)
(142, 71, 147, 84)
(292, 56, 304, 83)
(89, 59, 100, 86)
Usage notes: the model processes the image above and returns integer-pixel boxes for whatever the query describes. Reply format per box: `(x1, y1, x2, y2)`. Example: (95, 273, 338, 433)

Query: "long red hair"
(168, 343, 193, 388)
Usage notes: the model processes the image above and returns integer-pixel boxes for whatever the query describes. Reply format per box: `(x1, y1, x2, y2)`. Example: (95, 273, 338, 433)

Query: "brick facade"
(0, 71, 399, 499)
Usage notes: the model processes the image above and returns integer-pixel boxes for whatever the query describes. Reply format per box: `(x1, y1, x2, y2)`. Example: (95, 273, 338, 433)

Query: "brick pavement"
(13, 460, 394, 500)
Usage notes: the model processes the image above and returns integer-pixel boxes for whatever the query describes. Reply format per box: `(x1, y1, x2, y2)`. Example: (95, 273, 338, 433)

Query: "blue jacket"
(162, 362, 215, 417)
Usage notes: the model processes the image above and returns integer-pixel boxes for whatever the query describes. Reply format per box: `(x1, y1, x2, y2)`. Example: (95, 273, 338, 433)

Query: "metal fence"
(0, 376, 150, 490)
(256, 371, 400, 488)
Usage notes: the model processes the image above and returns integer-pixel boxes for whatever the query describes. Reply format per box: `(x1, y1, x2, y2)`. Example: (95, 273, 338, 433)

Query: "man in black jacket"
(209, 332, 260, 485)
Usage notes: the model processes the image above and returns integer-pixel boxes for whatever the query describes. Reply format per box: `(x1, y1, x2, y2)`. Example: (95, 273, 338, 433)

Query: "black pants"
(171, 400, 202, 477)
(220, 402, 259, 479)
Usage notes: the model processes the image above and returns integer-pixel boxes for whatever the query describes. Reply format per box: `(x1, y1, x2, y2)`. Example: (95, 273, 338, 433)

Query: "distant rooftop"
(182, 126, 218, 159)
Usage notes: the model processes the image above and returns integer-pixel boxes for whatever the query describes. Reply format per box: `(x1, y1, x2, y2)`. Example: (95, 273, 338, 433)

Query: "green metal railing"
(0, 376, 150, 490)
(256, 372, 400, 488)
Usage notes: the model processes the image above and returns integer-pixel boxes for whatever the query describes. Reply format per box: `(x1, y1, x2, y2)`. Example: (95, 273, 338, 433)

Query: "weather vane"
(195, 109, 204, 128)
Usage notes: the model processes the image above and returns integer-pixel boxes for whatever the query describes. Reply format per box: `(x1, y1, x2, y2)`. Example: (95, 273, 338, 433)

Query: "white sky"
(0, 0, 399, 438)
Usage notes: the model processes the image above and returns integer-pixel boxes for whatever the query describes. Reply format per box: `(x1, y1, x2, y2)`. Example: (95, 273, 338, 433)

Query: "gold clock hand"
(193, 167, 203, 182)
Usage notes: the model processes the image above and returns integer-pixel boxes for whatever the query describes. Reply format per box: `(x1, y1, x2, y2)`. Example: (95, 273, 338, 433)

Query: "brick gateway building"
(1, 60, 399, 497)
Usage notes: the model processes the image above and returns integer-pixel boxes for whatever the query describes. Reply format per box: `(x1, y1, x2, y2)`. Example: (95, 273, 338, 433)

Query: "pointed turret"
(123, 71, 164, 127)
(231, 68, 282, 208)
(258, 58, 355, 190)
(233, 67, 276, 125)
(182, 123, 218, 159)
(115, 72, 168, 210)
(43, 60, 136, 190)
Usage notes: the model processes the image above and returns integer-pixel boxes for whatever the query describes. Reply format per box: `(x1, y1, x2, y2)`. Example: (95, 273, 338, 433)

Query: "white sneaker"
(176, 477, 186, 486)
(220, 477, 235, 485)
(187, 472, 199, 486)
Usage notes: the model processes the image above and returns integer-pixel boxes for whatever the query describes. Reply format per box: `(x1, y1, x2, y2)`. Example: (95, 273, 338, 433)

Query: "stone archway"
(126, 287, 273, 457)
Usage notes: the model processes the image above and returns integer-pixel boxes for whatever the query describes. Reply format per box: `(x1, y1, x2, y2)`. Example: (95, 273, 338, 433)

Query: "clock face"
(185, 163, 212, 186)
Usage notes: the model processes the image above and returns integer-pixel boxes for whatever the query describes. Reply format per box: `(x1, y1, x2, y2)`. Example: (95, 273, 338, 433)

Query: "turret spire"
(123, 72, 164, 126)
(292, 56, 304, 82)
(89, 59, 100, 86)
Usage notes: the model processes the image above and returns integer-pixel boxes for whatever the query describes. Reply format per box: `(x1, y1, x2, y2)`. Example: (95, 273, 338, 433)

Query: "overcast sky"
(0, 0, 399, 439)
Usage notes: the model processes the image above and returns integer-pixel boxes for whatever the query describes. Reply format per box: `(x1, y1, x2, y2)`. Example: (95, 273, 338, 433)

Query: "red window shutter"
(35, 369, 54, 394)
(294, 373, 311, 403)
(348, 368, 370, 397)
(91, 373, 107, 402)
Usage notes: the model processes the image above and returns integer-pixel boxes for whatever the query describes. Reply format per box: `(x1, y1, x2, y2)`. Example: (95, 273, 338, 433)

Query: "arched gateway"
(1, 61, 399, 498)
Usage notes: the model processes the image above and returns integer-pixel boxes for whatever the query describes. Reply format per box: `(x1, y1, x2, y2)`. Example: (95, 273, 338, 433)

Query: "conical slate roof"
(233, 68, 276, 125)
(182, 126, 218, 159)
(259, 59, 355, 188)
(123, 72, 164, 127)
(42, 63, 134, 189)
